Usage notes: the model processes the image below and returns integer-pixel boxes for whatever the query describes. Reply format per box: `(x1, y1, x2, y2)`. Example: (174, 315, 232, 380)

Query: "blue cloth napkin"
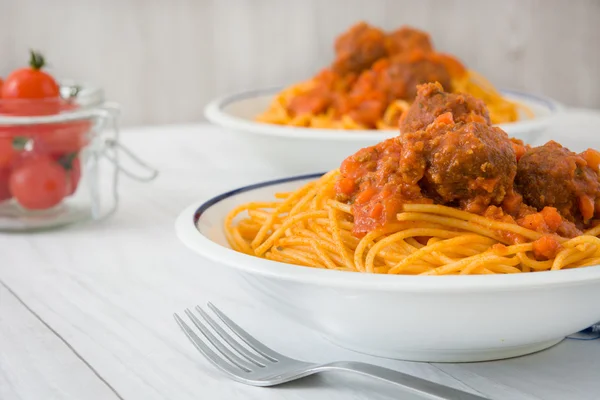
(568, 323, 600, 340)
(580, 323, 600, 334)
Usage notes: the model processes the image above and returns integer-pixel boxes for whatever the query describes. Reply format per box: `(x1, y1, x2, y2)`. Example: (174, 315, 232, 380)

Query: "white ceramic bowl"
(176, 174, 600, 363)
(205, 87, 562, 174)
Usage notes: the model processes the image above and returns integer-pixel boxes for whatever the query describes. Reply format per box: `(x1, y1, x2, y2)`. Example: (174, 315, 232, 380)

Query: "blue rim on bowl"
(204, 87, 563, 141)
(176, 173, 600, 293)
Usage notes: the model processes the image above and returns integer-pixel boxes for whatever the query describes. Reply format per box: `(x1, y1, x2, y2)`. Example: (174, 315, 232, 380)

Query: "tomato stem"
(58, 152, 78, 170)
(29, 50, 46, 70)
(12, 136, 31, 151)
(68, 85, 82, 99)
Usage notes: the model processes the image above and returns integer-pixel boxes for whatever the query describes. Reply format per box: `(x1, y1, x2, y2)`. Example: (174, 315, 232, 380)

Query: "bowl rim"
(204, 86, 564, 141)
(176, 173, 600, 292)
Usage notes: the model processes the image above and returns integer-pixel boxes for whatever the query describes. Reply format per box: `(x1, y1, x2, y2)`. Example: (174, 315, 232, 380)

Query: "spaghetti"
(224, 170, 600, 275)
(232, 77, 600, 276)
(257, 23, 532, 129)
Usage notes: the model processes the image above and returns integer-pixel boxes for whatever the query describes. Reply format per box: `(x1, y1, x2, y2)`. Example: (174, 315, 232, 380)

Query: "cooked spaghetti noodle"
(225, 170, 600, 275)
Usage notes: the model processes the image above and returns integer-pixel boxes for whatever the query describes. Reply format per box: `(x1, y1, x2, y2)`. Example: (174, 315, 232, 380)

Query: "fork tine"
(184, 309, 255, 372)
(173, 313, 244, 377)
(207, 302, 281, 362)
(195, 306, 268, 367)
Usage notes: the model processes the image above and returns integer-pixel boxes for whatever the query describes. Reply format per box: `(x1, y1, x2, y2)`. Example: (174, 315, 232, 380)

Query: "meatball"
(336, 53, 453, 127)
(402, 117, 517, 213)
(385, 26, 433, 55)
(399, 82, 490, 133)
(515, 141, 600, 223)
(332, 22, 387, 75)
(374, 53, 452, 101)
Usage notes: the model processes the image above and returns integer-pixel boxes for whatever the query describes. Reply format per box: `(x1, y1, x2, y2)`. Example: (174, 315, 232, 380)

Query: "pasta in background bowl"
(205, 87, 561, 174)
(206, 23, 561, 174)
(259, 23, 533, 129)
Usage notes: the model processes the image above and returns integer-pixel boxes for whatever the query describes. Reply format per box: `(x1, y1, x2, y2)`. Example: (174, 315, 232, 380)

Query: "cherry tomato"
(40, 122, 91, 154)
(0, 168, 11, 202)
(0, 137, 17, 168)
(0, 77, 3, 94)
(10, 156, 67, 210)
(30, 102, 91, 154)
(0, 136, 29, 169)
(2, 51, 60, 99)
(1, 51, 60, 116)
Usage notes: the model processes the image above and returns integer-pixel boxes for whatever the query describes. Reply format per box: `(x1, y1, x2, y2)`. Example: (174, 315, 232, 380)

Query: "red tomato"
(1, 51, 60, 116)
(0, 168, 11, 202)
(0, 137, 17, 169)
(0, 77, 3, 94)
(10, 156, 67, 210)
(32, 102, 91, 154)
(0, 136, 29, 169)
(0, 104, 89, 155)
(39, 121, 91, 154)
(2, 51, 60, 99)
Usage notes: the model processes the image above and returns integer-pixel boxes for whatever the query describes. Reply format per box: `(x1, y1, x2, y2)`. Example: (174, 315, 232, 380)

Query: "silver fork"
(174, 303, 488, 400)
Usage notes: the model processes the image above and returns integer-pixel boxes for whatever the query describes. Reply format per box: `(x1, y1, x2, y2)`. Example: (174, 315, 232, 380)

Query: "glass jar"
(0, 82, 157, 231)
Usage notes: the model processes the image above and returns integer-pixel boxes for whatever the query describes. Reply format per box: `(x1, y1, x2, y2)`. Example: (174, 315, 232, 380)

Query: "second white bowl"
(205, 87, 562, 174)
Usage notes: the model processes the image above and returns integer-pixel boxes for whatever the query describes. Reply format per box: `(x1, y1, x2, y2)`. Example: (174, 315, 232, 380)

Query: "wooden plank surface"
(0, 0, 598, 126)
(0, 282, 121, 400)
(0, 119, 600, 399)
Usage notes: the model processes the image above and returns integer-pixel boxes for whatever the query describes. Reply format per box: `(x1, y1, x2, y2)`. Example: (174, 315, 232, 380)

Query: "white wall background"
(1, 0, 599, 126)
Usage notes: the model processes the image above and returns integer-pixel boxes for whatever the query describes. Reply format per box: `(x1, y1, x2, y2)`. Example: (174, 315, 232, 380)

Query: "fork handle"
(322, 361, 488, 400)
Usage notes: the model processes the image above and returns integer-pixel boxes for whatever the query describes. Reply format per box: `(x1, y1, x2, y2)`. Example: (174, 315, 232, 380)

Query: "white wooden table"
(2, 112, 600, 400)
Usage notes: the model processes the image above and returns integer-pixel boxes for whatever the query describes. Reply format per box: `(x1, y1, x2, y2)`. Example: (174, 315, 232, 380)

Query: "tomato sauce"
(334, 82, 600, 260)
(336, 137, 429, 236)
